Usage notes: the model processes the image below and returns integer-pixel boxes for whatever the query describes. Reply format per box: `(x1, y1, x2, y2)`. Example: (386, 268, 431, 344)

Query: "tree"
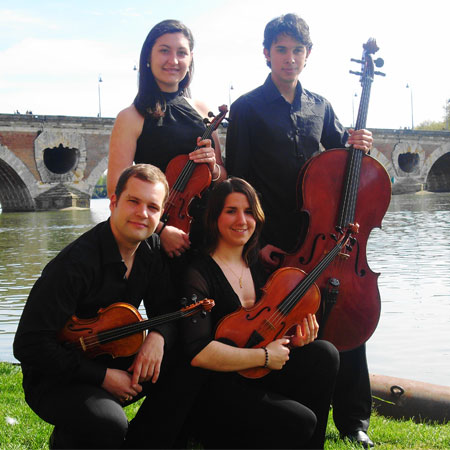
(415, 100, 450, 131)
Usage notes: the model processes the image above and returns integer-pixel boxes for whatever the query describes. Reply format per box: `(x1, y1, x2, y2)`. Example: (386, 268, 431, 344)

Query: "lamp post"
(98, 75, 103, 118)
(229, 84, 234, 108)
(406, 83, 414, 130)
(446, 99, 450, 131)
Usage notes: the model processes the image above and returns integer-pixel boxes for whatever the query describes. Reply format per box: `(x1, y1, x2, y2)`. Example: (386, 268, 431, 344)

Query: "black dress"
(134, 92, 212, 252)
(179, 254, 340, 450)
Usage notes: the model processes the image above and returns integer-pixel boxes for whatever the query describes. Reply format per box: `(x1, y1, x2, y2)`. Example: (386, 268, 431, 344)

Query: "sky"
(1, 0, 449, 130)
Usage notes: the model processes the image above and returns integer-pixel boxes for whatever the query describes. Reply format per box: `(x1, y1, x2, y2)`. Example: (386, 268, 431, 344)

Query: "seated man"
(13, 164, 178, 449)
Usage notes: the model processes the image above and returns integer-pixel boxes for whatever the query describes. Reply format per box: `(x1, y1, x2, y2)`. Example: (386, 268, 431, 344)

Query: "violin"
(215, 226, 357, 378)
(281, 39, 391, 351)
(163, 105, 228, 233)
(58, 299, 214, 359)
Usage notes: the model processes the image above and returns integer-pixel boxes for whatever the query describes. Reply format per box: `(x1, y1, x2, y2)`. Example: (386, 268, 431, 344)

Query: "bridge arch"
(424, 143, 450, 192)
(0, 145, 36, 211)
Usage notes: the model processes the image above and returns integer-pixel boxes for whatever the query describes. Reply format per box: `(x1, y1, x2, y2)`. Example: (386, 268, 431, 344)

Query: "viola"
(58, 299, 214, 359)
(281, 39, 391, 351)
(163, 105, 228, 233)
(215, 226, 357, 378)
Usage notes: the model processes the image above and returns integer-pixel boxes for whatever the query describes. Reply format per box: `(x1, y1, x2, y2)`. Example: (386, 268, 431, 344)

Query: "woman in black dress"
(180, 177, 340, 449)
(107, 19, 226, 258)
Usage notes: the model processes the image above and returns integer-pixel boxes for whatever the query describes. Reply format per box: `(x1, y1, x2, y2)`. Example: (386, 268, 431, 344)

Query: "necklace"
(216, 255, 246, 289)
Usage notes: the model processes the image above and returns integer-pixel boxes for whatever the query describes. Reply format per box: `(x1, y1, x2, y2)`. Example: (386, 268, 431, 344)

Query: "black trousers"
(31, 382, 130, 449)
(332, 344, 372, 434)
(126, 340, 339, 450)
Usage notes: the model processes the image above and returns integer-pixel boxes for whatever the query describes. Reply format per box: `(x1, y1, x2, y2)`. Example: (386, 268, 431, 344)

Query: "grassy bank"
(1, 362, 449, 449)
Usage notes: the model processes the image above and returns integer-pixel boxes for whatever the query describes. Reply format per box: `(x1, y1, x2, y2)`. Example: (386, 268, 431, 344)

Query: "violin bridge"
(263, 319, 276, 330)
(79, 337, 87, 352)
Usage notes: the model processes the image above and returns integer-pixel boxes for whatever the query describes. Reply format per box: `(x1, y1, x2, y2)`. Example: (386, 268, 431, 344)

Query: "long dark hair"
(133, 19, 195, 118)
(204, 178, 265, 265)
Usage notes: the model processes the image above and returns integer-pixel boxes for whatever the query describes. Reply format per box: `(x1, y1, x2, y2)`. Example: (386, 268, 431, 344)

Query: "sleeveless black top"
(134, 92, 208, 171)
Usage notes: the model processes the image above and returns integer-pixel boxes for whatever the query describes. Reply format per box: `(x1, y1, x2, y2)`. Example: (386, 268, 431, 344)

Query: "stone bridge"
(0, 113, 449, 211)
(0, 114, 113, 211)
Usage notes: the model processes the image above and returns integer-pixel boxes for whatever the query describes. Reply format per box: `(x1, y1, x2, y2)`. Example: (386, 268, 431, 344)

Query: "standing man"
(226, 13, 374, 449)
(14, 164, 177, 449)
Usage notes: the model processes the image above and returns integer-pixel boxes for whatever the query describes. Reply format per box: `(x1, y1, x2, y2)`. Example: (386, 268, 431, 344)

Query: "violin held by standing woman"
(181, 177, 339, 450)
(107, 19, 227, 259)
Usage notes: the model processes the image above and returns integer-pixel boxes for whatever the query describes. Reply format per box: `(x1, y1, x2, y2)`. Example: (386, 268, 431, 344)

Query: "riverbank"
(1, 363, 449, 449)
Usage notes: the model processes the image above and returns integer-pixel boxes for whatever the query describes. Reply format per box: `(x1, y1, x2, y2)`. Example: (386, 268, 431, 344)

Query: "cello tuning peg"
(374, 71, 386, 77)
(349, 237, 357, 246)
(350, 58, 363, 64)
(330, 233, 338, 242)
(349, 70, 363, 76)
(345, 244, 353, 252)
(374, 57, 384, 68)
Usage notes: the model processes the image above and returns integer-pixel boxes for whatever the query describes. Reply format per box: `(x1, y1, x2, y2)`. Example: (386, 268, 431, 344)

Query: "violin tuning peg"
(200, 310, 207, 318)
(203, 118, 211, 125)
(208, 111, 215, 118)
(190, 294, 198, 304)
(180, 297, 188, 307)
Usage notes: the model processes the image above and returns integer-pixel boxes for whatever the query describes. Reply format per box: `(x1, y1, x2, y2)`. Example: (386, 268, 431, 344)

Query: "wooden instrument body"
(164, 154, 212, 233)
(58, 302, 144, 359)
(283, 149, 391, 351)
(215, 267, 320, 378)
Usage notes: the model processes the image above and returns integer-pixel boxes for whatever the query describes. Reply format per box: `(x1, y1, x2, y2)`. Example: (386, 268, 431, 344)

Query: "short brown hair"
(204, 177, 265, 265)
(114, 164, 169, 207)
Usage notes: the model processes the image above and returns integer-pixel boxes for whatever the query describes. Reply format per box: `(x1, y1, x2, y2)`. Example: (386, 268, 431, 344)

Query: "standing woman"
(181, 178, 339, 449)
(107, 19, 226, 258)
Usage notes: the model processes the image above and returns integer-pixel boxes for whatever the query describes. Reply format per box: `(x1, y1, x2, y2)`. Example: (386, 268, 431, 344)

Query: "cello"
(281, 39, 391, 352)
(163, 105, 228, 233)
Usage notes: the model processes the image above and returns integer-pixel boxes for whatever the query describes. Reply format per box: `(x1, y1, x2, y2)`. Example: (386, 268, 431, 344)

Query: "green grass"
(1, 362, 449, 449)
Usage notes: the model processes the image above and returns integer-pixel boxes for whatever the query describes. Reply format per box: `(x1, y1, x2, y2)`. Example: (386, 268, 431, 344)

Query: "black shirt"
(226, 75, 348, 250)
(13, 220, 176, 405)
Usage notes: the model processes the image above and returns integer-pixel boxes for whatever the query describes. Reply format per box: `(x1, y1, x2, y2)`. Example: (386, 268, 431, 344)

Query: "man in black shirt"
(14, 164, 177, 449)
(226, 13, 375, 449)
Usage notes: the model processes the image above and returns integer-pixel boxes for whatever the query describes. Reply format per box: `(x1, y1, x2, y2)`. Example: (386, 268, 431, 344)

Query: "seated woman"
(180, 177, 340, 449)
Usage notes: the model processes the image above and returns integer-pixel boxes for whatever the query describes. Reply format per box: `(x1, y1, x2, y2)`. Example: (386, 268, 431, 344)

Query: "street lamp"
(229, 84, 234, 108)
(98, 75, 103, 118)
(406, 83, 414, 130)
(446, 99, 450, 131)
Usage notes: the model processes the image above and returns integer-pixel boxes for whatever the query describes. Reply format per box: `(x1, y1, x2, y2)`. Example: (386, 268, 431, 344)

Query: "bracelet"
(156, 222, 166, 236)
(262, 346, 269, 368)
(211, 163, 221, 182)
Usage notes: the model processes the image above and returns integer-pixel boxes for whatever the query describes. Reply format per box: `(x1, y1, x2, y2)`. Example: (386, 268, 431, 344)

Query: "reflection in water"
(1, 194, 449, 386)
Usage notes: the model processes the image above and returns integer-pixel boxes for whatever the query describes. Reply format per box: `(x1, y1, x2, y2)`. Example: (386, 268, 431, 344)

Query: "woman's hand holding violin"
(159, 225, 191, 258)
(189, 138, 216, 172)
(285, 314, 319, 348)
(265, 338, 291, 370)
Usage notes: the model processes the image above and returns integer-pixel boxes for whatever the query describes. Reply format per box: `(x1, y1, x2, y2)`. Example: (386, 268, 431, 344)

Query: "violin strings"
(168, 120, 217, 197)
(78, 309, 194, 349)
(256, 239, 347, 337)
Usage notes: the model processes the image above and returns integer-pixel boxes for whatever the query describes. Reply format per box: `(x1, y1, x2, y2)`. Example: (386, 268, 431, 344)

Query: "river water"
(1, 194, 449, 386)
